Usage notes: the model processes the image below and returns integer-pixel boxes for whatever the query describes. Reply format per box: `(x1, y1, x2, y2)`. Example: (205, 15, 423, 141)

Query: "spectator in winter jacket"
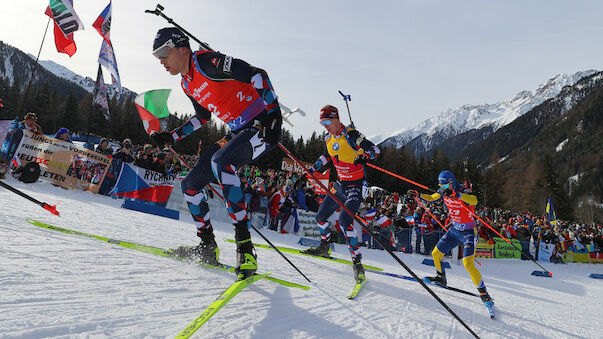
(21, 112, 43, 135)
(112, 138, 135, 163)
(55, 127, 73, 143)
(95, 138, 113, 156)
(134, 144, 155, 169)
(152, 152, 169, 174)
(268, 185, 293, 231)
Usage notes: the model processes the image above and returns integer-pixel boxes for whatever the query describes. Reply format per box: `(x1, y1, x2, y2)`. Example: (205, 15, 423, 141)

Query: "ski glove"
(257, 111, 282, 145)
(151, 131, 175, 147)
(353, 154, 370, 165)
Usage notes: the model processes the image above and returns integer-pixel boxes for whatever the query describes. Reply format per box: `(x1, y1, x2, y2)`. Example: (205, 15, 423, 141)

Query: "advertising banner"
(297, 210, 320, 238)
(14, 130, 111, 192)
(475, 238, 494, 258)
(281, 158, 312, 174)
(494, 237, 521, 258)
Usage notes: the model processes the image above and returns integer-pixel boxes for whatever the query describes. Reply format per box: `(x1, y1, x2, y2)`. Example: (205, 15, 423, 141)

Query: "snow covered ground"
(1, 177, 602, 338)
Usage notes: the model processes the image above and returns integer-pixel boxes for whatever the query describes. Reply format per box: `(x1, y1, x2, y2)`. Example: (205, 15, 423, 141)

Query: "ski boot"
(478, 286, 494, 307)
(302, 240, 331, 258)
(234, 221, 257, 280)
(424, 271, 447, 287)
(171, 230, 219, 265)
(352, 256, 366, 283)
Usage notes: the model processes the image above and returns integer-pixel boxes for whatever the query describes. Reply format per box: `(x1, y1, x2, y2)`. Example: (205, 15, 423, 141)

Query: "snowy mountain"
(376, 70, 598, 155)
(34, 57, 135, 101)
(0, 41, 135, 101)
(1, 177, 602, 338)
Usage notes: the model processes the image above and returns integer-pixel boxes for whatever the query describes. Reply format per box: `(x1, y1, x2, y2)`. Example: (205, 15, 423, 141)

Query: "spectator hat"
(24, 112, 38, 121)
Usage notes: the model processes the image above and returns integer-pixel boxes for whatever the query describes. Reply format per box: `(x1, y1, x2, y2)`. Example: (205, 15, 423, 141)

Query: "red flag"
(45, 2, 81, 57)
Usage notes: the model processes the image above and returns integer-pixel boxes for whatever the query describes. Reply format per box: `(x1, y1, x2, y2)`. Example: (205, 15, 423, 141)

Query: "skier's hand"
(260, 111, 282, 145)
(354, 154, 370, 165)
(407, 189, 418, 198)
(150, 131, 174, 147)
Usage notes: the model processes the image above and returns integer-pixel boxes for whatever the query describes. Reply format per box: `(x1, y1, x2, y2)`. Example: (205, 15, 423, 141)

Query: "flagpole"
(18, 16, 51, 118)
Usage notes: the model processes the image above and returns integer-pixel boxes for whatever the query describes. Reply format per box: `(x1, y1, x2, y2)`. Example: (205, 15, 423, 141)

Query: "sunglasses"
(152, 39, 176, 59)
(320, 120, 332, 126)
(439, 183, 450, 189)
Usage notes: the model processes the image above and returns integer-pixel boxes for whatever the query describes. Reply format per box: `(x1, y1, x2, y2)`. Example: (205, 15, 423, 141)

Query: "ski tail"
(485, 302, 495, 318)
(175, 273, 270, 338)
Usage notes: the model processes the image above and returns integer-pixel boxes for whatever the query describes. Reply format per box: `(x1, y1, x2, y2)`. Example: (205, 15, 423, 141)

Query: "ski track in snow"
(1, 177, 602, 338)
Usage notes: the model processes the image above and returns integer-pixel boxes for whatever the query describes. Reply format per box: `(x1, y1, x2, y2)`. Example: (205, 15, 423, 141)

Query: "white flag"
(98, 39, 121, 88)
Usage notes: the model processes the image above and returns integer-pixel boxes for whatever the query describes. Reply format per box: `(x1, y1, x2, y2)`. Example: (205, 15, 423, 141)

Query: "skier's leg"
(210, 127, 273, 279)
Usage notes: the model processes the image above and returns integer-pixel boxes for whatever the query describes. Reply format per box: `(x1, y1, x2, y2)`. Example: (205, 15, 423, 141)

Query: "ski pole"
(145, 4, 214, 51)
(368, 162, 550, 276)
(208, 177, 311, 283)
(167, 146, 193, 170)
(0, 180, 59, 216)
(338, 90, 354, 127)
(278, 142, 480, 339)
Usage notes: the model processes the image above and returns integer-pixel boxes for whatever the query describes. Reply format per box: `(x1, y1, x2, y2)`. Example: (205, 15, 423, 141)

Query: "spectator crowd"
(2, 113, 601, 263)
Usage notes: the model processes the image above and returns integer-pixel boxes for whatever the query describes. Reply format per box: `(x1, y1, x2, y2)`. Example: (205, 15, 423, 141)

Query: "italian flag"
(134, 89, 171, 134)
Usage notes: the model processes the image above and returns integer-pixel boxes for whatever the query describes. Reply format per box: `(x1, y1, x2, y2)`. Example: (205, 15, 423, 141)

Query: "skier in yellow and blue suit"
(303, 105, 380, 283)
(408, 170, 493, 307)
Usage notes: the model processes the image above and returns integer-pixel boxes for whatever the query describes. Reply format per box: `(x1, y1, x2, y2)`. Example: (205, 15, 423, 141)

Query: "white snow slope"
(1, 178, 602, 338)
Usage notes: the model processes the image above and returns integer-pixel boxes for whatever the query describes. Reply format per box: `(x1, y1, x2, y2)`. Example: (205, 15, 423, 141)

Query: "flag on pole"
(45, 0, 84, 57)
(377, 215, 392, 228)
(545, 197, 558, 227)
(93, 66, 110, 121)
(92, 1, 112, 43)
(135, 89, 172, 134)
(98, 39, 121, 87)
(365, 208, 376, 220)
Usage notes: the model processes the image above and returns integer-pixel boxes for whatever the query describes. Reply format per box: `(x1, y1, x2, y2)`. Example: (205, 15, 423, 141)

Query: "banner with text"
(475, 238, 494, 258)
(281, 158, 312, 174)
(494, 237, 522, 258)
(297, 210, 320, 238)
(14, 130, 111, 192)
(111, 162, 176, 203)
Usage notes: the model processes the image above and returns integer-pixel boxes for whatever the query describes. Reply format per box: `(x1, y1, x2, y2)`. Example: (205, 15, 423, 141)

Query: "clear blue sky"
(2, 1, 602, 140)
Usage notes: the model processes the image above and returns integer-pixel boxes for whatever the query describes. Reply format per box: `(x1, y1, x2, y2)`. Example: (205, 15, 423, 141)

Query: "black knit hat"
(153, 27, 190, 51)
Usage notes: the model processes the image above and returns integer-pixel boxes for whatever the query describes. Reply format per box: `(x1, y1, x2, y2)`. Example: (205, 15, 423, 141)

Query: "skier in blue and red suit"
(303, 105, 380, 283)
(408, 170, 493, 306)
(150, 27, 282, 280)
